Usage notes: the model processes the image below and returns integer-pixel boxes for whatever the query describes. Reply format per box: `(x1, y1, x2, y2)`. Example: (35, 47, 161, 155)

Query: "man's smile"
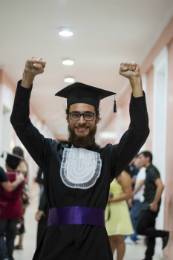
(76, 127, 88, 132)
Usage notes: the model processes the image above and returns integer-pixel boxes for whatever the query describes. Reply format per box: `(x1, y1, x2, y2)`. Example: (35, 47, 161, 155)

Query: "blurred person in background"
(136, 151, 171, 260)
(0, 166, 23, 192)
(105, 166, 133, 260)
(125, 155, 146, 244)
(12, 146, 24, 158)
(0, 153, 24, 260)
(12, 147, 30, 250)
(35, 167, 44, 199)
(129, 156, 139, 190)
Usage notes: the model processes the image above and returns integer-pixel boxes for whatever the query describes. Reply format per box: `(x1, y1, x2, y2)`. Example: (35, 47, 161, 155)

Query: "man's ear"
(147, 157, 150, 164)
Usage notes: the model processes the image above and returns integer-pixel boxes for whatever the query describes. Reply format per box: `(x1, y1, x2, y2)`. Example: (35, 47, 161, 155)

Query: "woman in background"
(15, 159, 29, 249)
(13, 147, 30, 250)
(105, 167, 133, 260)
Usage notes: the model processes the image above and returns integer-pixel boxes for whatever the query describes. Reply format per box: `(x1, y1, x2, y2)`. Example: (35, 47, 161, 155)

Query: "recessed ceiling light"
(64, 77, 75, 83)
(59, 28, 73, 37)
(62, 59, 74, 66)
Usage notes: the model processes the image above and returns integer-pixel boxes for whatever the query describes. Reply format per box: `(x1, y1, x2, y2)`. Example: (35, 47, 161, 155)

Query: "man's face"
(138, 153, 147, 168)
(67, 103, 100, 147)
(134, 157, 142, 169)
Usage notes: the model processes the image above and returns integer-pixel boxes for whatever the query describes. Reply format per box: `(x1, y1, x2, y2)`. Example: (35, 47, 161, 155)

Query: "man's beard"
(68, 123, 97, 148)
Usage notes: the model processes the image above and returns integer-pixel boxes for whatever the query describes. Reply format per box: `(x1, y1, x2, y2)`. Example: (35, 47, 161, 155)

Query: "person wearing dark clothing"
(0, 167, 8, 183)
(14, 159, 30, 250)
(35, 190, 49, 246)
(0, 153, 24, 260)
(136, 151, 171, 260)
(10, 57, 149, 260)
(129, 157, 139, 190)
(35, 167, 44, 199)
(35, 167, 44, 185)
(0, 166, 23, 192)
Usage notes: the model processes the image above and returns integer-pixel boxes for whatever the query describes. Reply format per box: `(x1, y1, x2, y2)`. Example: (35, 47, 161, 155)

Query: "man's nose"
(78, 115, 86, 124)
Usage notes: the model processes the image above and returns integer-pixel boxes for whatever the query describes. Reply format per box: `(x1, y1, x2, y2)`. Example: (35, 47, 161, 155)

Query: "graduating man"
(11, 57, 149, 260)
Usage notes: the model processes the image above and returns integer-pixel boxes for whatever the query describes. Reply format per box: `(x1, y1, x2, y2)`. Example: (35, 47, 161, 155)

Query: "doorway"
(152, 47, 168, 255)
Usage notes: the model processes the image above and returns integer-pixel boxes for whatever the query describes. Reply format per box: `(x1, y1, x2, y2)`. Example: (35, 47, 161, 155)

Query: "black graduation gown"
(10, 81, 149, 260)
(37, 190, 49, 246)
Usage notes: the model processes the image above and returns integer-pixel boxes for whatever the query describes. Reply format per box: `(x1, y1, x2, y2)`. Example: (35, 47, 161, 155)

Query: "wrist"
(129, 76, 141, 88)
(21, 72, 35, 89)
(130, 76, 143, 97)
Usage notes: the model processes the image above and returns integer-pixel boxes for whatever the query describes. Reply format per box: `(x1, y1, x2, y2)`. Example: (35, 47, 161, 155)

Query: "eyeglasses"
(68, 112, 96, 121)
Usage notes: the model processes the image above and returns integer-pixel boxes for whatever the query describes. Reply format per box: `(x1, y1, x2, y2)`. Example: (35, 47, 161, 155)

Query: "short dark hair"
(6, 155, 20, 170)
(66, 106, 100, 116)
(12, 146, 24, 158)
(139, 151, 153, 163)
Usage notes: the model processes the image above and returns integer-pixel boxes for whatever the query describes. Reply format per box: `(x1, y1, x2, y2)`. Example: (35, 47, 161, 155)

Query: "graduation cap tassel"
(113, 95, 117, 113)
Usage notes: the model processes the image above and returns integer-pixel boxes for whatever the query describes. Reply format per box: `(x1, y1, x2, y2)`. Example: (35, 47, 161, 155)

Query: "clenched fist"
(25, 57, 46, 76)
(119, 61, 143, 97)
(119, 62, 140, 79)
(21, 57, 46, 89)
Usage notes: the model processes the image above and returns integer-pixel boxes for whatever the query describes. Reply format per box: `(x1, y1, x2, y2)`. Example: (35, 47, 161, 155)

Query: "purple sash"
(48, 206, 105, 227)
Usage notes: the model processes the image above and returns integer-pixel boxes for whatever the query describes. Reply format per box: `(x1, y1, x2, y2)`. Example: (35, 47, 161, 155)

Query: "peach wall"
(0, 69, 43, 121)
(163, 38, 173, 260)
(54, 134, 68, 141)
(145, 66, 154, 151)
(0, 71, 3, 122)
(141, 17, 173, 75)
(0, 70, 15, 93)
(100, 138, 115, 148)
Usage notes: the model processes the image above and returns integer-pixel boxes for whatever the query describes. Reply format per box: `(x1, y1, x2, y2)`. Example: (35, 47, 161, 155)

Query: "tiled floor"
(13, 195, 162, 260)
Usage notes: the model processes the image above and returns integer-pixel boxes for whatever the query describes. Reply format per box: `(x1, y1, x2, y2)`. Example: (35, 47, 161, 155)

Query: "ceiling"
(0, 0, 173, 137)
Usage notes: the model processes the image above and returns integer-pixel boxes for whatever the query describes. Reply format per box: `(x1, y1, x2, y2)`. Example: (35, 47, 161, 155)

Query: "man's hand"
(21, 57, 46, 89)
(16, 173, 24, 184)
(119, 62, 140, 79)
(150, 202, 158, 212)
(35, 210, 44, 221)
(128, 198, 133, 208)
(119, 61, 143, 97)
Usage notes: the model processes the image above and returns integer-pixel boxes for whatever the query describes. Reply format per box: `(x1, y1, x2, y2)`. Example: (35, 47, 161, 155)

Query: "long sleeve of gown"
(10, 81, 50, 171)
(38, 191, 48, 212)
(110, 92, 149, 179)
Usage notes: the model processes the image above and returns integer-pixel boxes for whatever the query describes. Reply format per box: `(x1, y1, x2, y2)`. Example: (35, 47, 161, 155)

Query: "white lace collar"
(60, 146, 102, 189)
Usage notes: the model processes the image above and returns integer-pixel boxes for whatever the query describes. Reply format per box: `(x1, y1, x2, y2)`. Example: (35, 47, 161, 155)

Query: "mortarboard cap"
(1, 152, 23, 170)
(55, 82, 116, 111)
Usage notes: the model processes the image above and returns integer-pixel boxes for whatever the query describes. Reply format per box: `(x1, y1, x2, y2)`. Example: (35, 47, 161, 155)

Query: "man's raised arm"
(110, 62, 149, 179)
(10, 57, 49, 170)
